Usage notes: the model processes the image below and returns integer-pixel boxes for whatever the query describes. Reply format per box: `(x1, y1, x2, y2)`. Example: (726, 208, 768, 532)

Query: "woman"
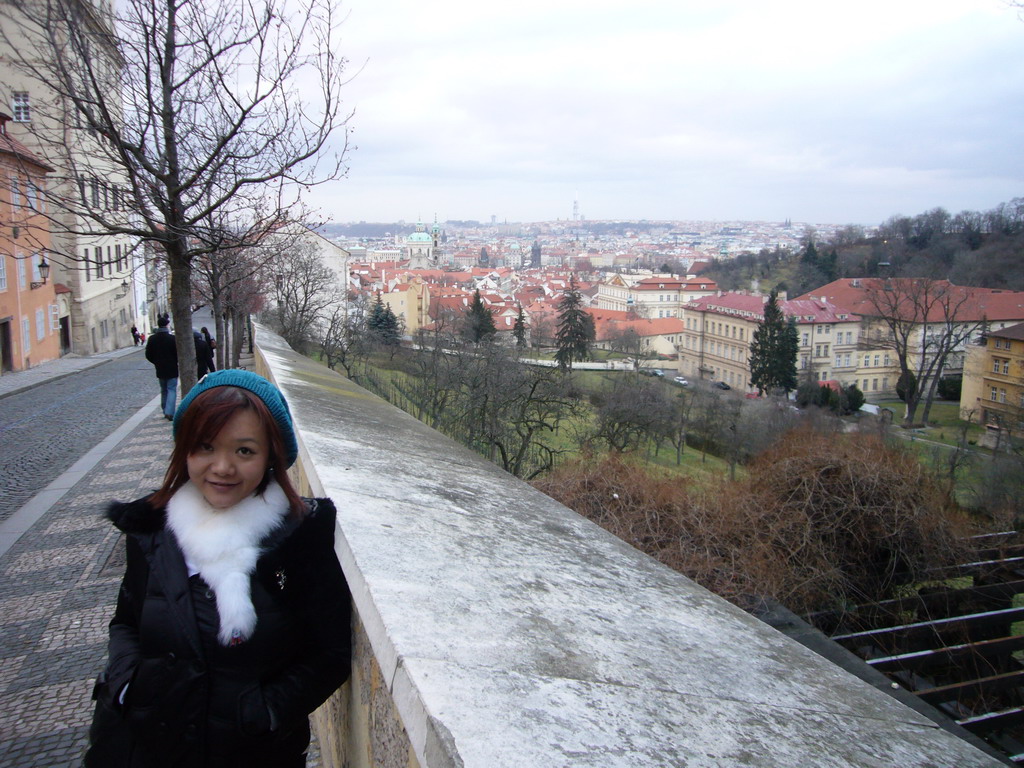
(200, 326, 217, 372)
(85, 370, 351, 768)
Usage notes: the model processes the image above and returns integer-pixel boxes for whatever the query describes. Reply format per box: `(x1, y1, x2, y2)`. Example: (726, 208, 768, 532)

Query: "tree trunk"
(210, 294, 225, 370)
(170, 257, 197, 395)
(232, 310, 245, 368)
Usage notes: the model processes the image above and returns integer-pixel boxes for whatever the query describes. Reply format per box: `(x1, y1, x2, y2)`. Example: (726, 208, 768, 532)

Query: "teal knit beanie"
(173, 369, 299, 467)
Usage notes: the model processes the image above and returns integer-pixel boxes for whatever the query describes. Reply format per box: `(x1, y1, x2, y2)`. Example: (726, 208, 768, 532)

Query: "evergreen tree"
(555, 278, 595, 370)
(749, 289, 798, 395)
(367, 292, 400, 347)
(378, 304, 401, 347)
(512, 304, 527, 347)
(367, 293, 387, 335)
(464, 289, 497, 344)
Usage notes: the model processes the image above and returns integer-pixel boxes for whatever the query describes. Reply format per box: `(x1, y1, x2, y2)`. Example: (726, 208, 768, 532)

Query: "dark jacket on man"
(85, 497, 351, 768)
(193, 331, 211, 379)
(145, 328, 178, 380)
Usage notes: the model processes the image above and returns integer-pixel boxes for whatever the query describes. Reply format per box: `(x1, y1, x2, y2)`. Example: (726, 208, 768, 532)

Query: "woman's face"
(187, 408, 270, 510)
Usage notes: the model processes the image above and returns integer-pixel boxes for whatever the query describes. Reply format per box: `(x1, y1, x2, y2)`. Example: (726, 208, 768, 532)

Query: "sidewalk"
(0, 338, 328, 766)
(0, 345, 142, 401)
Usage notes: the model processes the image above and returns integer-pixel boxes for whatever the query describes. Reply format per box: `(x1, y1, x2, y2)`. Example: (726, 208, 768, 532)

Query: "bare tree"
(863, 278, 983, 425)
(320, 295, 370, 380)
(268, 240, 342, 352)
(592, 377, 674, 454)
(3, 0, 351, 392)
(606, 326, 647, 369)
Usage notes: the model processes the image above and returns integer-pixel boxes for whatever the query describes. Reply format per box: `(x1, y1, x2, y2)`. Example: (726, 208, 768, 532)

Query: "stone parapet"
(252, 323, 1003, 768)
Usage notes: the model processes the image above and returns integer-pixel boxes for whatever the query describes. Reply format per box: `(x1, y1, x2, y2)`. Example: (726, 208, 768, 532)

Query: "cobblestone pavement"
(0, 348, 324, 768)
(0, 350, 156, 524)
(0, 410, 171, 767)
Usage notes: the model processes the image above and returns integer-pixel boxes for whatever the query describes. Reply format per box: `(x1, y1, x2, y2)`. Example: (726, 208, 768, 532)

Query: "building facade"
(1, 0, 141, 355)
(960, 322, 1024, 433)
(596, 274, 718, 317)
(0, 113, 61, 372)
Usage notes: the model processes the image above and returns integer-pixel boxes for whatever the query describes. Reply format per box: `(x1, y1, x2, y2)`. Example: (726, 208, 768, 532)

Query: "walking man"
(145, 315, 178, 420)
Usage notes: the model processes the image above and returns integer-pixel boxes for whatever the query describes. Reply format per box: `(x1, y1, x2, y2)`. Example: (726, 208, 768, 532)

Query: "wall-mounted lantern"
(30, 257, 50, 289)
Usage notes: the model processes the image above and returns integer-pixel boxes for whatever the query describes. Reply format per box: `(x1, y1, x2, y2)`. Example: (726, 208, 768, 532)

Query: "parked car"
(641, 368, 664, 377)
(673, 377, 689, 387)
(713, 381, 731, 390)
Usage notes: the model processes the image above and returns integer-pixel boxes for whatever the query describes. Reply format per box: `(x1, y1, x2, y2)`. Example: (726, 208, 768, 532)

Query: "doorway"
(0, 319, 13, 373)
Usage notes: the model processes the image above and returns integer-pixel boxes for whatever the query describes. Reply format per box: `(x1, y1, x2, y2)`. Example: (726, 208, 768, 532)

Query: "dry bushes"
(532, 428, 975, 614)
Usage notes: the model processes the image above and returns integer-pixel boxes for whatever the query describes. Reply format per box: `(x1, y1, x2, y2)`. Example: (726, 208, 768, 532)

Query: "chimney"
(0, 111, 10, 135)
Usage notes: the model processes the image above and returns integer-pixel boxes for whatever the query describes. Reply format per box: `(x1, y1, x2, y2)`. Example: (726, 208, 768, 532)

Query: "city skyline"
(307, 0, 1023, 228)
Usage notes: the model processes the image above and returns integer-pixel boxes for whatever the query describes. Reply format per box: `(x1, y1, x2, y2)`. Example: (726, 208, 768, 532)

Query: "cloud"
(311, 0, 1024, 225)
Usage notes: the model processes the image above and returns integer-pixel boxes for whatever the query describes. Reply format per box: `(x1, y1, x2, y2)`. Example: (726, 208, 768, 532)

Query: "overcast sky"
(309, 0, 1023, 227)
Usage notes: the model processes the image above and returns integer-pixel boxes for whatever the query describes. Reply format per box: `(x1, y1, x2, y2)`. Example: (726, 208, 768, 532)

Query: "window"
(31, 255, 42, 283)
(883, 377, 889, 390)
(100, 319, 109, 339)
(1003, 360, 1010, 375)
(91, 178, 99, 209)
(25, 180, 37, 210)
(49, 305, 59, 331)
(0, 258, 6, 291)
(835, 355, 842, 368)
(846, 332, 853, 344)
(802, 332, 809, 345)
(863, 379, 868, 390)
(11, 176, 21, 207)
(36, 308, 45, 341)
(22, 317, 30, 353)
(999, 389, 1007, 404)
(17, 257, 26, 289)
(991, 387, 998, 401)
(95, 248, 104, 278)
(872, 379, 878, 391)
(12, 92, 30, 122)
(883, 354, 890, 366)
(874, 354, 880, 367)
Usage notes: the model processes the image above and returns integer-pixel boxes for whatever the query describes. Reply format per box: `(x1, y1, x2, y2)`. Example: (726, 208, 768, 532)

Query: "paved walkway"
(0, 342, 323, 767)
(0, 345, 143, 401)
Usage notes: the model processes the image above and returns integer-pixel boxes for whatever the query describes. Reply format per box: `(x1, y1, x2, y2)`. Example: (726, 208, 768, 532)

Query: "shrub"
(937, 375, 963, 401)
(533, 428, 973, 614)
(896, 370, 917, 403)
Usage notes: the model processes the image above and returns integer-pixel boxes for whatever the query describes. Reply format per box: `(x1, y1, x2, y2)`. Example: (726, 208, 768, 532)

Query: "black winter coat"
(144, 329, 178, 380)
(85, 496, 351, 768)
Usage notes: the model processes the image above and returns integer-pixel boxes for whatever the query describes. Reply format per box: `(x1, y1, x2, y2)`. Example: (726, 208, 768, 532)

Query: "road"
(0, 349, 159, 523)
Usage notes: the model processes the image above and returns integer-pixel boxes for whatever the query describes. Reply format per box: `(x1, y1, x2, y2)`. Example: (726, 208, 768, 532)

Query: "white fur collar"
(166, 480, 288, 645)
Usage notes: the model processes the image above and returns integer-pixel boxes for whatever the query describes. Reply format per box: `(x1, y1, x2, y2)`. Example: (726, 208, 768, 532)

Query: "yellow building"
(380, 279, 431, 336)
(960, 322, 1024, 432)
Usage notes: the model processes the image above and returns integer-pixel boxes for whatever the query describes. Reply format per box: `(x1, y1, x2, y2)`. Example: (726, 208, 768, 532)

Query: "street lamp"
(30, 257, 50, 289)
(115, 279, 129, 299)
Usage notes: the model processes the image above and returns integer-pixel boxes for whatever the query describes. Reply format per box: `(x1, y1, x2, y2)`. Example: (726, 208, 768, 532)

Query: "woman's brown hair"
(149, 386, 305, 517)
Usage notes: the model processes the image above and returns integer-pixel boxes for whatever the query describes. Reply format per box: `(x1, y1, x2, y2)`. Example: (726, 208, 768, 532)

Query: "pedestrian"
(131, 325, 141, 346)
(144, 316, 178, 421)
(83, 370, 351, 768)
(200, 326, 217, 372)
(193, 329, 212, 379)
